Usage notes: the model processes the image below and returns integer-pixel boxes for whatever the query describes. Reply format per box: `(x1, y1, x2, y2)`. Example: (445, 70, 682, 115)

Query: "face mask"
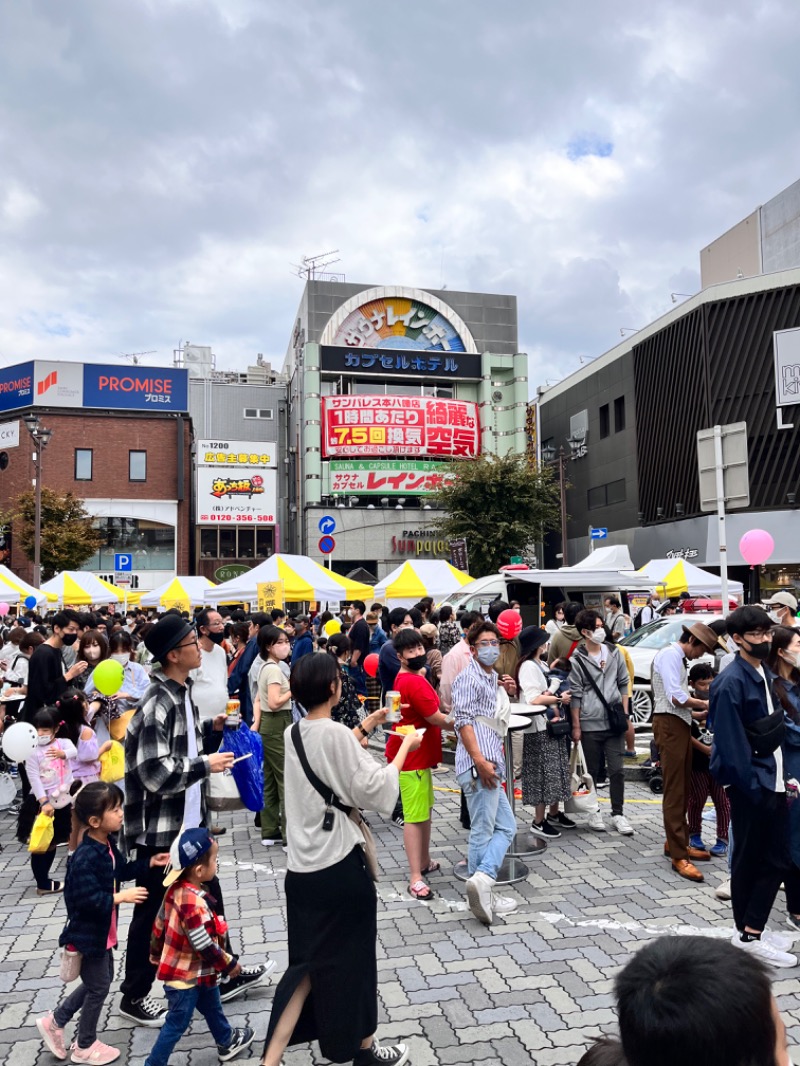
(783, 650, 800, 669)
(206, 630, 225, 645)
(61, 632, 78, 647)
(586, 629, 605, 644)
(405, 653, 428, 672)
(742, 638, 771, 661)
(272, 643, 290, 660)
(85, 647, 101, 661)
(111, 653, 130, 665)
(477, 645, 501, 666)
(38, 734, 53, 747)
(768, 610, 782, 623)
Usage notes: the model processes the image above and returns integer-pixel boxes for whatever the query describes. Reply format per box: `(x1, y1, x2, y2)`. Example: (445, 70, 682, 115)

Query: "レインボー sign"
(321, 396, 480, 458)
(329, 459, 455, 495)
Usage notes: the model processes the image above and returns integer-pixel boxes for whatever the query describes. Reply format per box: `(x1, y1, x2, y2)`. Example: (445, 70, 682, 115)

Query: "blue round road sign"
(318, 535, 336, 555)
(318, 516, 336, 535)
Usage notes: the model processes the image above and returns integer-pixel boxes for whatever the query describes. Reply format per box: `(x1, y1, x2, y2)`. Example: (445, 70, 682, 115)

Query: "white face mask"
(85, 646, 101, 661)
(769, 609, 783, 623)
(586, 629, 605, 645)
(38, 734, 53, 747)
(111, 653, 130, 665)
(782, 649, 800, 669)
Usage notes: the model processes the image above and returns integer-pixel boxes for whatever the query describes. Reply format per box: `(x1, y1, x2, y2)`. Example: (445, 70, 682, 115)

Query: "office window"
(614, 395, 626, 432)
(587, 485, 606, 509)
(129, 450, 147, 481)
(607, 479, 627, 505)
(599, 404, 610, 439)
(75, 449, 93, 481)
(243, 408, 274, 419)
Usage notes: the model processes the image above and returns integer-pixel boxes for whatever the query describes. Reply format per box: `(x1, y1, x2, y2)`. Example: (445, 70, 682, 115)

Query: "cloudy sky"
(1, 0, 799, 392)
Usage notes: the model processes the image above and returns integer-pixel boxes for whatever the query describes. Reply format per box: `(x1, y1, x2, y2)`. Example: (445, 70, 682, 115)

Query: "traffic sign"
(114, 553, 133, 572)
(115, 574, 132, 587)
(590, 528, 608, 540)
(318, 535, 336, 555)
(318, 516, 336, 535)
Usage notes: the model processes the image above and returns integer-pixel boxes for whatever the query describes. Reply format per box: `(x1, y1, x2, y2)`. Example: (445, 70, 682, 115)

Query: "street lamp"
(22, 413, 52, 587)
(541, 432, 587, 566)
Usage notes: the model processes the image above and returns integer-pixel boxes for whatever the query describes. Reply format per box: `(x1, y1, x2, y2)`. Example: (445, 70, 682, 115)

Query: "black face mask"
(405, 653, 428, 672)
(61, 632, 78, 647)
(742, 638, 771, 661)
(205, 630, 225, 646)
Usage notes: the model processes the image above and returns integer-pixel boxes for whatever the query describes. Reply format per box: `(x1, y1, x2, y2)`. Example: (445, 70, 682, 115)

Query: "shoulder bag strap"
(567, 640, 579, 659)
(290, 723, 351, 815)
(576, 657, 613, 714)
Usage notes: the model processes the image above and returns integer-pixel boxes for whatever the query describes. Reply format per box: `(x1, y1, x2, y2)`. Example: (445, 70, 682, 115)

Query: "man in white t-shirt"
(189, 608, 229, 720)
(763, 592, 800, 630)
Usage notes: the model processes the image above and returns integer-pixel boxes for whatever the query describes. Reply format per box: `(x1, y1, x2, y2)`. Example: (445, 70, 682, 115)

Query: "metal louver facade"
(634, 284, 800, 523)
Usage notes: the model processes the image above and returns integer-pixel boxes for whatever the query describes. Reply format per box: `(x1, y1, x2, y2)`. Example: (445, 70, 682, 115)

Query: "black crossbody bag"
(576, 658, 627, 736)
(290, 723, 379, 881)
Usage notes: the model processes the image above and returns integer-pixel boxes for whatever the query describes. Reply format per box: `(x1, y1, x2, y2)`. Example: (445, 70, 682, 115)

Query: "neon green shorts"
(399, 768, 434, 823)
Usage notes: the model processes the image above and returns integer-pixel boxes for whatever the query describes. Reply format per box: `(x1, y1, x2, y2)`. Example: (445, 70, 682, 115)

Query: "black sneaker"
(548, 812, 577, 829)
(530, 819, 561, 839)
(218, 1025, 255, 1062)
(118, 995, 167, 1027)
(219, 960, 276, 1003)
(391, 811, 405, 827)
(353, 1039, 410, 1066)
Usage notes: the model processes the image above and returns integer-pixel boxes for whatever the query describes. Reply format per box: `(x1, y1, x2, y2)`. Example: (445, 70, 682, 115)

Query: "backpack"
(633, 607, 647, 630)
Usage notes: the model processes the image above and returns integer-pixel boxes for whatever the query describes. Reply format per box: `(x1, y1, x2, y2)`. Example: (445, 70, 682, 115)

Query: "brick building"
(0, 361, 191, 592)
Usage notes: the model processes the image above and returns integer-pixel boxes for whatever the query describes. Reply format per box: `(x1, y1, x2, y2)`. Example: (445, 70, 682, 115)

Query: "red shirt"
(385, 671, 442, 771)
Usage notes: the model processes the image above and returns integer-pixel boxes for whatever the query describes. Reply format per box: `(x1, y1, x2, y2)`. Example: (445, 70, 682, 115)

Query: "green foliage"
(8, 489, 104, 580)
(429, 453, 562, 576)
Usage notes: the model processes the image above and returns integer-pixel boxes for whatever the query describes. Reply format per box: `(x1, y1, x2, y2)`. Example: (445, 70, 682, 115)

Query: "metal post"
(33, 446, 42, 589)
(559, 449, 568, 566)
(713, 425, 729, 617)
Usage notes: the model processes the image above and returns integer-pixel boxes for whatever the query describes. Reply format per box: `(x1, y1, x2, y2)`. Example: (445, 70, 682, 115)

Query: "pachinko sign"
(321, 396, 480, 458)
(329, 459, 455, 495)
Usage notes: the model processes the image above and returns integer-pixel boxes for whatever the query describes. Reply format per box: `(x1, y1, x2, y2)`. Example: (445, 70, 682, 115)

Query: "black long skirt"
(264, 846, 378, 1063)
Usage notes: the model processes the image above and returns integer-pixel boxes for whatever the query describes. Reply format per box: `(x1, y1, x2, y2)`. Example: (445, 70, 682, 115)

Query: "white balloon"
(2, 721, 37, 763)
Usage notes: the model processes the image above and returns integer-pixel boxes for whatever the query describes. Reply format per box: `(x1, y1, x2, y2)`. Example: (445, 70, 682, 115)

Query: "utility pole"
(22, 413, 52, 587)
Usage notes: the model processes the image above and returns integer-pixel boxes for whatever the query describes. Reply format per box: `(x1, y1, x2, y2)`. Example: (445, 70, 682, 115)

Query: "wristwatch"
(357, 723, 372, 738)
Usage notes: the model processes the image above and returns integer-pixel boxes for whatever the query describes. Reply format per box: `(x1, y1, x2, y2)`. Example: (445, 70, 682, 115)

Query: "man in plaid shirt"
(121, 614, 272, 1028)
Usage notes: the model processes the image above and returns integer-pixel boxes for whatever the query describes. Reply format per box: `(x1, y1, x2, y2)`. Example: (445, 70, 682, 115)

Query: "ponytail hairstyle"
(53, 687, 91, 746)
(70, 780, 124, 827)
(327, 633, 352, 661)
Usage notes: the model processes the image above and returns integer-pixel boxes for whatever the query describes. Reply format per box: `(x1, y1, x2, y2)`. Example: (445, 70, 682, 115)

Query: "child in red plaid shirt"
(144, 829, 255, 1065)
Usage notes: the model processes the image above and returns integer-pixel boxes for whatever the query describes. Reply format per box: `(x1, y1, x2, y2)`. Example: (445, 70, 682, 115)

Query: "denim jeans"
(144, 984, 233, 1066)
(53, 950, 114, 1049)
(456, 769, 516, 879)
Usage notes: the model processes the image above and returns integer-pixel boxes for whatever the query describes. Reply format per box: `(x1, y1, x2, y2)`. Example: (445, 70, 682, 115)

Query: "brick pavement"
(2, 771, 799, 1066)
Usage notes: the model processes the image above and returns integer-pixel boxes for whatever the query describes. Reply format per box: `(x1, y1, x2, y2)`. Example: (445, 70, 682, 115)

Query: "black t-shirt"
(349, 618, 370, 664)
(691, 718, 712, 772)
(23, 643, 68, 722)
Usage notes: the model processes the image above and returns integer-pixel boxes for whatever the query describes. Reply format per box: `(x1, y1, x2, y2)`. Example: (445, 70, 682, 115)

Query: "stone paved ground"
(2, 770, 800, 1066)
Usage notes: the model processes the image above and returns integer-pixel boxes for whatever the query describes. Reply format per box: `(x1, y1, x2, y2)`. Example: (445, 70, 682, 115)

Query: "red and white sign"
(321, 396, 480, 458)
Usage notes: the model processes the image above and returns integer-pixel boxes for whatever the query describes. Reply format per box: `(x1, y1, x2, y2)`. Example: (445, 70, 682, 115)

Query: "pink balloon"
(739, 529, 775, 567)
(0, 602, 8, 616)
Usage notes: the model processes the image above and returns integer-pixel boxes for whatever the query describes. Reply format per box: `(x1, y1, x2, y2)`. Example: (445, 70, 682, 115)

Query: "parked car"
(619, 613, 724, 727)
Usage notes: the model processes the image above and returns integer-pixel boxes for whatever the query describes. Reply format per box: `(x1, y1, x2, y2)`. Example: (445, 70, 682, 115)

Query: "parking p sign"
(114, 553, 133, 572)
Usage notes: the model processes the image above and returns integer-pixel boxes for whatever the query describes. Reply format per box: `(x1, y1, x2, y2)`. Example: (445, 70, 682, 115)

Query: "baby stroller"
(644, 737, 663, 793)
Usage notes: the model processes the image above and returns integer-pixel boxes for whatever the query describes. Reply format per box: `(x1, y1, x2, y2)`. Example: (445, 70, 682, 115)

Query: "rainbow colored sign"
(331, 297, 467, 352)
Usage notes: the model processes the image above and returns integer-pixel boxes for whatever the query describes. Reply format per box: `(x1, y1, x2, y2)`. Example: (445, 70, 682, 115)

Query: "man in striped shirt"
(452, 620, 518, 926)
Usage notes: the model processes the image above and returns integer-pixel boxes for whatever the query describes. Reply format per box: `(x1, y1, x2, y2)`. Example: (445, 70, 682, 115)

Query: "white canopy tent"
(638, 559, 744, 598)
(204, 553, 373, 605)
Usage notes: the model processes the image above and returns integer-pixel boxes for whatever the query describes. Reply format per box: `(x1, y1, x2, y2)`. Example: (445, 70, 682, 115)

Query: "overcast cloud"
(1, 0, 799, 391)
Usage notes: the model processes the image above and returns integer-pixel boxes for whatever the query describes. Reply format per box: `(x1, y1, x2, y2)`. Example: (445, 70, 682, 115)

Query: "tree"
(6, 489, 104, 580)
(429, 452, 562, 576)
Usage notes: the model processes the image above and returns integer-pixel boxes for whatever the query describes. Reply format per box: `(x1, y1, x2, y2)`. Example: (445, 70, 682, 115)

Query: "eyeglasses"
(743, 631, 772, 641)
(176, 638, 199, 649)
(475, 640, 500, 648)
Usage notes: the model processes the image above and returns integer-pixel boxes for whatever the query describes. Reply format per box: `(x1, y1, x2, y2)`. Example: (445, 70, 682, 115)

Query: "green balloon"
(93, 659, 124, 696)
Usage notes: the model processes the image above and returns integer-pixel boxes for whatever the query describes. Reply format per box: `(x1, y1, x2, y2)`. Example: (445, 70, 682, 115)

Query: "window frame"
(599, 404, 610, 439)
(128, 450, 147, 482)
(75, 448, 93, 481)
(614, 395, 626, 433)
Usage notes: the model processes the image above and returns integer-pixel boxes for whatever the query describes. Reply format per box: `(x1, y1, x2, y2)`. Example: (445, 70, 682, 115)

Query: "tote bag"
(564, 741, 599, 815)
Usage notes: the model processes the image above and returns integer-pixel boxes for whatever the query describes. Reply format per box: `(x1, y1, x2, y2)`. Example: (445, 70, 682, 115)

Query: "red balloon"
(496, 609, 522, 640)
(363, 653, 380, 678)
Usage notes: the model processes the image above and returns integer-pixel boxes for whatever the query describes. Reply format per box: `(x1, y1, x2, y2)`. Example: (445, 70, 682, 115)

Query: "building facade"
(285, 282, 528, 579)
(0, 360, 191, 590)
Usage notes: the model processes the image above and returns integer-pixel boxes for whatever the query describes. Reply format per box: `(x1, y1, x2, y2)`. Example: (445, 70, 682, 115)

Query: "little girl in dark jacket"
(34, 782, 168, 1066)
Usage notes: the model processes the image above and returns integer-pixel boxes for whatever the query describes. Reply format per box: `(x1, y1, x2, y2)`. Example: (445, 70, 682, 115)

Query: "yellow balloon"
(324, 619, 342, 636)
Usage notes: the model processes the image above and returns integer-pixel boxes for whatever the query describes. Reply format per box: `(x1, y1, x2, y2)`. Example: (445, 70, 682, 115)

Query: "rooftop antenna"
(119, 350, 157, 365)
(291, 250, 343, 281)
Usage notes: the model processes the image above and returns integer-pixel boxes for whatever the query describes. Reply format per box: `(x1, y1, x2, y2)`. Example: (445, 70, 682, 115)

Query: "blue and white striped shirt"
(452, 657, 505, 776)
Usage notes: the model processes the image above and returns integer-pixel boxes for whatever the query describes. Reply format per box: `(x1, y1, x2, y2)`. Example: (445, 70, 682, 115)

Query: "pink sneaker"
(70, 1041, 121, 1064)
(36, 1013, 67, 1060)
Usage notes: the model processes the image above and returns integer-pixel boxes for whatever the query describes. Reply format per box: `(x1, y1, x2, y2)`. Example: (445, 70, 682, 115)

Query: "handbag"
(576, 658, 627, 736)
(59, 946, 82, 983)
(207, 768, 245, 812)
(28, 811, 55, 853)
(546, 717, 572, 738)
(565, 741, 599, 814)
(290, 723, 379, 881)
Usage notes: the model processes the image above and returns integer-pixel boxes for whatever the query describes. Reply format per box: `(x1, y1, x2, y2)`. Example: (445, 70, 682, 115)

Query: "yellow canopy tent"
(205, 553, 373, 605)
(373, 560, 473, 603)
(40, 571, 126, 607)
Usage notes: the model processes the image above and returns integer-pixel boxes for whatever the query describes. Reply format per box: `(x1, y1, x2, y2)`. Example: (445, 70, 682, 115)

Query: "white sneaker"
(731, 932, 798, 968)
(492, 892, 518, 915)
(763, 930, 796, 952)
(587, 812, 606, 832)
(715, 879, 732, 901)
(611, 815, 634, 836)
(465, 871, 495, 925)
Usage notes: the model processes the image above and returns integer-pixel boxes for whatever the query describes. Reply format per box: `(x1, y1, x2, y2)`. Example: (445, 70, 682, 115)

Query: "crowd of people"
(1, 588, 799, 1064)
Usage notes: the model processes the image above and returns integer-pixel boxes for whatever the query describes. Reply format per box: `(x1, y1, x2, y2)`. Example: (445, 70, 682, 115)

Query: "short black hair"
(195, 609, 218, 631)
(257, 624, 286, 659)
(467, 620, 500, 646)
(438, 604, 453, 622)
(726, 604, 773, 637)
(564, 601, 583, 626)
(407, 607, 423, 628)
(53, 609, 81, 630)
(576, 1038, 626, 1066)
(458, 610, 479, 631)
(607, 596, 621, 609)
(616, 935, 775, 1066)
(575, 608, 602, 634)
(707, 618, 728, 636)
(249, 612, 270, 628)
(290, 651, 339, 712)
(270, 608, 285, 622)
(394, 628, 425, 654)
(689, 662, 713, 683)
(109, 630, 133, 654)
(351, 600, 366, 616)
(388, 607, 412, 631)
(487, 600, 510, 623)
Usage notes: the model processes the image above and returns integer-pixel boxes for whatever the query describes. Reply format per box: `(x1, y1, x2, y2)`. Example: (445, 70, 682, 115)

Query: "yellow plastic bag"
(28, 811, 54, 853)
(99, 741, 125, 783)
(109, 709, 135, 742)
